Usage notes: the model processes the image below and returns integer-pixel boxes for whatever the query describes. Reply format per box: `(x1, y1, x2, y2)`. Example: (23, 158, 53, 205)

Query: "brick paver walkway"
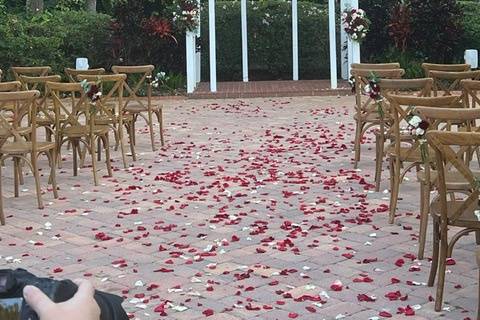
(0, 96, 477, 319)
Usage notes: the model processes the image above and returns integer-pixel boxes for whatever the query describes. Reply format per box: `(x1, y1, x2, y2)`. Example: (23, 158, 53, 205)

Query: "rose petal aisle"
(0, 96, 477, 319)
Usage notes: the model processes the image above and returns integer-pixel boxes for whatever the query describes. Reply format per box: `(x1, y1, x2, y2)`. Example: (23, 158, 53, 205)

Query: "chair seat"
(431, 199, 480, 228)
(95, 114, 134, 125)
(417, 170, 480, 190)
(386, 145, 434, 162)
(125, 102, 162, 113)
(36, 114, 66, 126)
(62, 125, 110, 137)
(0, 141, 55, 154)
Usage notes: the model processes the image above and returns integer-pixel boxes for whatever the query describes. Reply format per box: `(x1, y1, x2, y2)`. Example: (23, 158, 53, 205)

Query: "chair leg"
(30, 154, 44, 210)
(72, 140, 78, 177)
(155, 110, 164, 147)
(0, 165, 5, 225)
(47, 150, 58, 199)
(476, 231, 480, 245)
(418, 182, 430, 260)
(354, 120, 363, 169)
(90, 137, 99, 186)
(434, 224, 449, 312)
(97, 136, 102, 162)
(374, 132, 384, 192)
(103, 135, 113, 177)
(428, 219, 440, 287)
(128, 122, 137, 161)
(389, 158, 400, 224)
(118, 127, 128, 169)
(148, 110, 156, 151)
(13, 158, 20, 198)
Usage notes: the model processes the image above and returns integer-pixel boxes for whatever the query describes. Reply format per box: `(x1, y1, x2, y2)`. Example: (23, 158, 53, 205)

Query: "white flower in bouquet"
(342, 12, 348, 19)
(408, 115, 422, 127)
(352, 12, 357, 20)
(357, 9, 364, 16)
(415, 128, 425, 136)
(364, 84, 372, 93)
(344, 22, 349, 28)
(358, 25, 364, 31)
(352, 33, 358, 40)
(361, 33, 366, 38)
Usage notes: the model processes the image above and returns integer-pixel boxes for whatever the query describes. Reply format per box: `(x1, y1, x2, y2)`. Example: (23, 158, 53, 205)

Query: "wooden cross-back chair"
(0, 90, 58, 224)
(426, 130, 480, 314)
(77, 74, 134, 168)
(11, 66, 51, 86)
(47, 81, 113, 186)
(429, 70, 480, 97)
(384, 94, 462, 225)
(422, 63, 470, 77)
(462, 79, 480, 109)
(64, 68, 105, 83)
(19, 75, 62, 140)
(112, 65, 164, 151)
(373, 78, 433, 192)
(350, 68, 405, 169)
(351, 62, 400, 70)
(414, 106, 480, 260)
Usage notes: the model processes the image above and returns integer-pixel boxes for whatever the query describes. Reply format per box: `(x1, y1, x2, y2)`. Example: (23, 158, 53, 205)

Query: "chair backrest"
(19, 75, 61, 92)
(46, 82, 91, 131)
(77, 74, 126, 124)
(427, 130, 480, 225)
(461, 79, 480, 109)
(422, 63, 471, 77)
(379, 78, 433, 97)
(64, 68, 106, 83)
(351, 63, 401, 70)
(11, 66, 51, 82)
(111, 65, 154, 111)
(0, 90, 40, 144)
(385, 94, 462, 161)
(0, 81, 21, 92)
(429, 70, 480, 97)
(350, 68, 405, 118)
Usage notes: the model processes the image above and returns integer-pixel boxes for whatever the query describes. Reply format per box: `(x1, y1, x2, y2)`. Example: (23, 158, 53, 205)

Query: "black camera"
(0, 269, 128, 320)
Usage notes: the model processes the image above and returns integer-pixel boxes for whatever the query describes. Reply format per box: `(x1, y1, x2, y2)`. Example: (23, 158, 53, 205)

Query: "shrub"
(460, 1, 480, 53)
(200, 1, 332, 81)
(0, 10, 112, 79)
(408, 0, 464, 63)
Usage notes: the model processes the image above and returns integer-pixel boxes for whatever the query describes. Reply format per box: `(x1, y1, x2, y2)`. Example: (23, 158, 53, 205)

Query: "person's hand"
(23, 279, 101, 320)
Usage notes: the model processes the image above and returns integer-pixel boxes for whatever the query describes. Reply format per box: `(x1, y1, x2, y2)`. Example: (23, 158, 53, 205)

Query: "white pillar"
(346, 0, 360, 77)
(208, 0, 217, 92)
(328, 0, 337, 89)
(241, 0, 248, 82)
(340, 0, 349, 80)
(292, 0, 299, 81)
(186, 32, 196, 93)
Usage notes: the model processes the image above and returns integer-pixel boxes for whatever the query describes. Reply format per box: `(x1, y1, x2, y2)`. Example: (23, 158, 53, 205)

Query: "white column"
(350, 0, 360, 64)
(328, 0, 337, 89)
(292, 0, 299, 81)
(186, 32, 196, 93)
(241, 0, 248, 82)
(340, 0, 349, 79)
(208, 0, 217, 92)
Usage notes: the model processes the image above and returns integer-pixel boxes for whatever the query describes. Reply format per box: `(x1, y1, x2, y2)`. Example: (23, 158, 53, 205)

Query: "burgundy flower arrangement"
(342, 8, 370, 42)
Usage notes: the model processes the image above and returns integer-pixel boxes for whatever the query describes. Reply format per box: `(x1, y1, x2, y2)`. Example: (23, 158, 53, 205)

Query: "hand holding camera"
(23, 279, 100, 320)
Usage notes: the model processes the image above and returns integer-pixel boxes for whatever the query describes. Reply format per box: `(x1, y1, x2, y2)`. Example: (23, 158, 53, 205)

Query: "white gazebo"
(186, 0, 361, 93)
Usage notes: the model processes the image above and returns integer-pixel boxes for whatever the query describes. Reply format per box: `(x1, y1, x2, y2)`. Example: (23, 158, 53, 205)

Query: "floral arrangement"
(170, 0, 200, 32)
(349, 72, 384, 118)
(80, 79, 102, 114)
(405, 111, 430, 162)
(148, 72, 168, 89)
(342, 8, 370, 42)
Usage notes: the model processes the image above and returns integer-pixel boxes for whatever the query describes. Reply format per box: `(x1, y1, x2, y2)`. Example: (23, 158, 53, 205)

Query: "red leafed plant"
(388, 2, 411, 52)
(142, 17, 178, 44)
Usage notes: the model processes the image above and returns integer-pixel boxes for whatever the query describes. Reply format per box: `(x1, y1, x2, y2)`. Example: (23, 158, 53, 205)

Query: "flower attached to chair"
(364, 72, 385, 118)
(342, 8, 370, 42)
(80, 79, 102, 114)
(406, 111, 430, 163)
(148, 72, 169, 89)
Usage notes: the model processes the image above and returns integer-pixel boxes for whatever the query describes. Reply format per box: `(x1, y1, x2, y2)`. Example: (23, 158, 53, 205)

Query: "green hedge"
(200, 1, 333, 81)
(460, 1, 480, 53)
(0, 10, 112, 80)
